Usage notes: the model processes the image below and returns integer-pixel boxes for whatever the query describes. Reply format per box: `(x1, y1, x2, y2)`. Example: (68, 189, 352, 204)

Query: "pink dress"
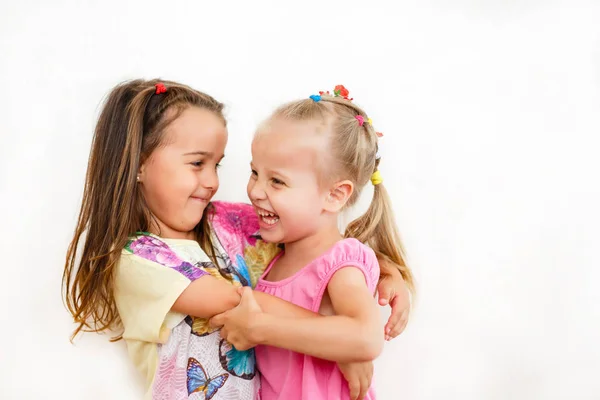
(255, 238, 380, 400)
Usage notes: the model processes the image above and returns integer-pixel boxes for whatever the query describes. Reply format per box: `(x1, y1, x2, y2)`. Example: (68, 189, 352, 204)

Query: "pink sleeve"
(313, 238, 380, 308)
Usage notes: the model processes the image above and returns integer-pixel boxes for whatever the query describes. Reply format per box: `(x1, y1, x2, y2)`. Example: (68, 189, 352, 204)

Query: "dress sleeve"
(313, 238, 381, 308)
(114, 235, 210, 343)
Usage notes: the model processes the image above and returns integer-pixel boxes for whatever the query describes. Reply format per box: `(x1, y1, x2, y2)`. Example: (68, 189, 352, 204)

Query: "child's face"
(139, 106, 227, 239)
(247, 118, 330, 244)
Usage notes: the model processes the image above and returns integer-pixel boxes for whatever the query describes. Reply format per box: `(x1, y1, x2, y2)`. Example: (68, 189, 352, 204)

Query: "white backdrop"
(1, 1, 599, 399)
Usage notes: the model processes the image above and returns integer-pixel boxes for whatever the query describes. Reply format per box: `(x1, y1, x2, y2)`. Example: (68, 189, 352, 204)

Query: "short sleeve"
(114, 254, 191, 343)
(114, 235, 211, 344)
(316, 238, 381, 295)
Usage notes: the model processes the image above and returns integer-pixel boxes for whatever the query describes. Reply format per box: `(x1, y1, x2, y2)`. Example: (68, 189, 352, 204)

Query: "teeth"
(262, 216, 279, 225)
(257, 208, 279, 225)
(257, 209, 276, 217)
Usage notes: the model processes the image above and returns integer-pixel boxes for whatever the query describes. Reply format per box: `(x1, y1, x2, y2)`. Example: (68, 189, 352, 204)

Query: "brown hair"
(268, 94, 415, 292)
(63, 79, 226, 340)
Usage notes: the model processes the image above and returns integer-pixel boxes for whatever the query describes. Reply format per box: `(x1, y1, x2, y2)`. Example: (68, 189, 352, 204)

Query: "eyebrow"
(183, 151, 212, 156)
(250, 162, 291, 181)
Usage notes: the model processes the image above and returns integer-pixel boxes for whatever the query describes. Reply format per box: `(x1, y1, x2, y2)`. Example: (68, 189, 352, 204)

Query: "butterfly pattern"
(187, 357, 229, 399)
(125, 202, 280, 399)
(219, 339, 257, 380)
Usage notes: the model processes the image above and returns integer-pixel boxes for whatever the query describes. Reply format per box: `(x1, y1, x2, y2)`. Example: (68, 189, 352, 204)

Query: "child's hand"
(210, 287, 263, 351)
(376, 266, 411, 341)
(337, 361, 374, 400)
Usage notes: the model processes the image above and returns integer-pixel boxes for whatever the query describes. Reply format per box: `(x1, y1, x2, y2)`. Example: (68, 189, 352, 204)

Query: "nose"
(247, 176, 266, 202)
(201, 167, 219, 191)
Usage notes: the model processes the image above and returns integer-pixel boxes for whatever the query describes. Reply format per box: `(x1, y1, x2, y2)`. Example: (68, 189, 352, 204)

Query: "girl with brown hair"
(63, 79, 410, 399)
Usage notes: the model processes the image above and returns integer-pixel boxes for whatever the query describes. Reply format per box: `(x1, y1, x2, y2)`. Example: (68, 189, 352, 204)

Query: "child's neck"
(149, 220, 195, 241)
(282, 223, 344, 268)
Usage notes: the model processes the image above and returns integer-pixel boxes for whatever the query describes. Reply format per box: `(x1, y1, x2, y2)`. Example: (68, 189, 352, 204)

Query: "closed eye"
(191, 161, 203, 167)
(251, 169, 258, 177)
(272, 178, 285, 185)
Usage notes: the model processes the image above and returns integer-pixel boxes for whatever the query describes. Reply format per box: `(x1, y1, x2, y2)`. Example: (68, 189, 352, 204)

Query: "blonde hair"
(269, 94, 415, 292)
(63, 79, 225, 341)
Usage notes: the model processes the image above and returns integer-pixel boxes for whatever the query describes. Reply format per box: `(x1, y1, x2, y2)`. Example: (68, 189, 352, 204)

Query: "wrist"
(249, 312, 273, 345)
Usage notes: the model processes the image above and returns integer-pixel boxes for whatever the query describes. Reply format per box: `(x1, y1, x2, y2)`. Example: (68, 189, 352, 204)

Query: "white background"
(1, 0, 599, 399)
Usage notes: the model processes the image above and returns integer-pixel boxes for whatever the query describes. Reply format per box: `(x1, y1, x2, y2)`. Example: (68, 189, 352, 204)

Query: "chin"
(258, 228, 283, 244)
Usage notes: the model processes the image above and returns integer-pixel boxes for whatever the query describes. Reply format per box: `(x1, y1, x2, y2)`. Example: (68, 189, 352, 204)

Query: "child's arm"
(172, 275, 318, 319)
(375, 261, 411, 340)
(212, 266, 383, 363)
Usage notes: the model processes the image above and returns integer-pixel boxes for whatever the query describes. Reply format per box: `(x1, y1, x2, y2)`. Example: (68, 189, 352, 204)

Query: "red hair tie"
(155, 83, 167, 94)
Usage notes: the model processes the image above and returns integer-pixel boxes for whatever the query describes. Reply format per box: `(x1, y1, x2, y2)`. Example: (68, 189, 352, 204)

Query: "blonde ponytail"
(268, 88, 415, 294)
(345, 182, 414, 293)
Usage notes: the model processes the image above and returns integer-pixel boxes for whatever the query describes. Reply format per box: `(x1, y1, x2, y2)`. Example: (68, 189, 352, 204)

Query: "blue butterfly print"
(186, 357, 228, 399)
(219, 339, 256, 380)
(234, 254, 252, 287)
(215, 253, 251, 287)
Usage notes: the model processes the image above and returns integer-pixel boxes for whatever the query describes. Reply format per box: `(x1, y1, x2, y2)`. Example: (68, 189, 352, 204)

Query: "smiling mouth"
(256, 207, 280, 225)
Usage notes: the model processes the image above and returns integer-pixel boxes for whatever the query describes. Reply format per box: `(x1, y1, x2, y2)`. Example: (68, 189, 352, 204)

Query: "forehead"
(162, 106, 227, 150)
(252, 118, 329, 171)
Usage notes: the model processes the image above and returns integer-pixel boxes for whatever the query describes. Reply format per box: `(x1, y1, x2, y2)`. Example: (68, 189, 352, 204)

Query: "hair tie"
(309, 94, 321, 102)
(371, 170, 383, 186)
(355, 115, 365, 126)
(334, 85, 353, 101)
(155, 83, 167, 94)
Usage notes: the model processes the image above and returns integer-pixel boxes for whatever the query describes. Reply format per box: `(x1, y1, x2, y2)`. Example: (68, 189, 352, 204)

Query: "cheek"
(147, 167, 196, 204)
(143, 164, 173, 202)
(246, 178, 254, 197)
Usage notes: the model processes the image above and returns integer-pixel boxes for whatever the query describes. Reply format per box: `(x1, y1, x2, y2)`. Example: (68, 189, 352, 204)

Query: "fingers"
(240, 287, 258, 306)
(366, 363, 374, 399)
(220, 326, 229, 341)
(388, 310, 409, 339)
(233, 340, 251, 351)
(358, 375, 369, 400)
(210, 312, 226, 328)
(376, 276, 394, 306)
(384, 296, 402, 340)
(384, 294, 411, 340)
(348, 380, 360, 400)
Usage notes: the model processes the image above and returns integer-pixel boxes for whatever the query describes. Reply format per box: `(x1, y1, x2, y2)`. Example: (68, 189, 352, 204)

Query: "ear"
(324, 180, 354, 212)
(137, 161, 147, 183)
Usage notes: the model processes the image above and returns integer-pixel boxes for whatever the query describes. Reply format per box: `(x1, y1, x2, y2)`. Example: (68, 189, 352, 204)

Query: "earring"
(136, 175, 141, 182)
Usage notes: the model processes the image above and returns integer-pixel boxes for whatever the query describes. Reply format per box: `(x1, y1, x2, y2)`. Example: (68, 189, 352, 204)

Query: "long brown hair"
(269, 93, 415, 293)
(63, 79, 226, 340)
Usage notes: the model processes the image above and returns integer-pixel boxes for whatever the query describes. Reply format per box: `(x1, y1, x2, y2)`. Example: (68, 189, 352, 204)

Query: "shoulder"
(210, 201, 259, 238)
(119, 234, 208, 282)
(317, 238, 380, 290)
(209, 200, 260, 250)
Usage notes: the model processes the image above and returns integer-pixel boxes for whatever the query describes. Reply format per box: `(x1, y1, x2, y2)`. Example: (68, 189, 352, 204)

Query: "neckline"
(257, 238, 355, 287)
(136, 231, 200, 246)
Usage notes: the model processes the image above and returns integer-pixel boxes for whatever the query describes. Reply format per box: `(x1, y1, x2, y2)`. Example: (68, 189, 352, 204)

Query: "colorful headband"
(155, 83, 167, 94)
